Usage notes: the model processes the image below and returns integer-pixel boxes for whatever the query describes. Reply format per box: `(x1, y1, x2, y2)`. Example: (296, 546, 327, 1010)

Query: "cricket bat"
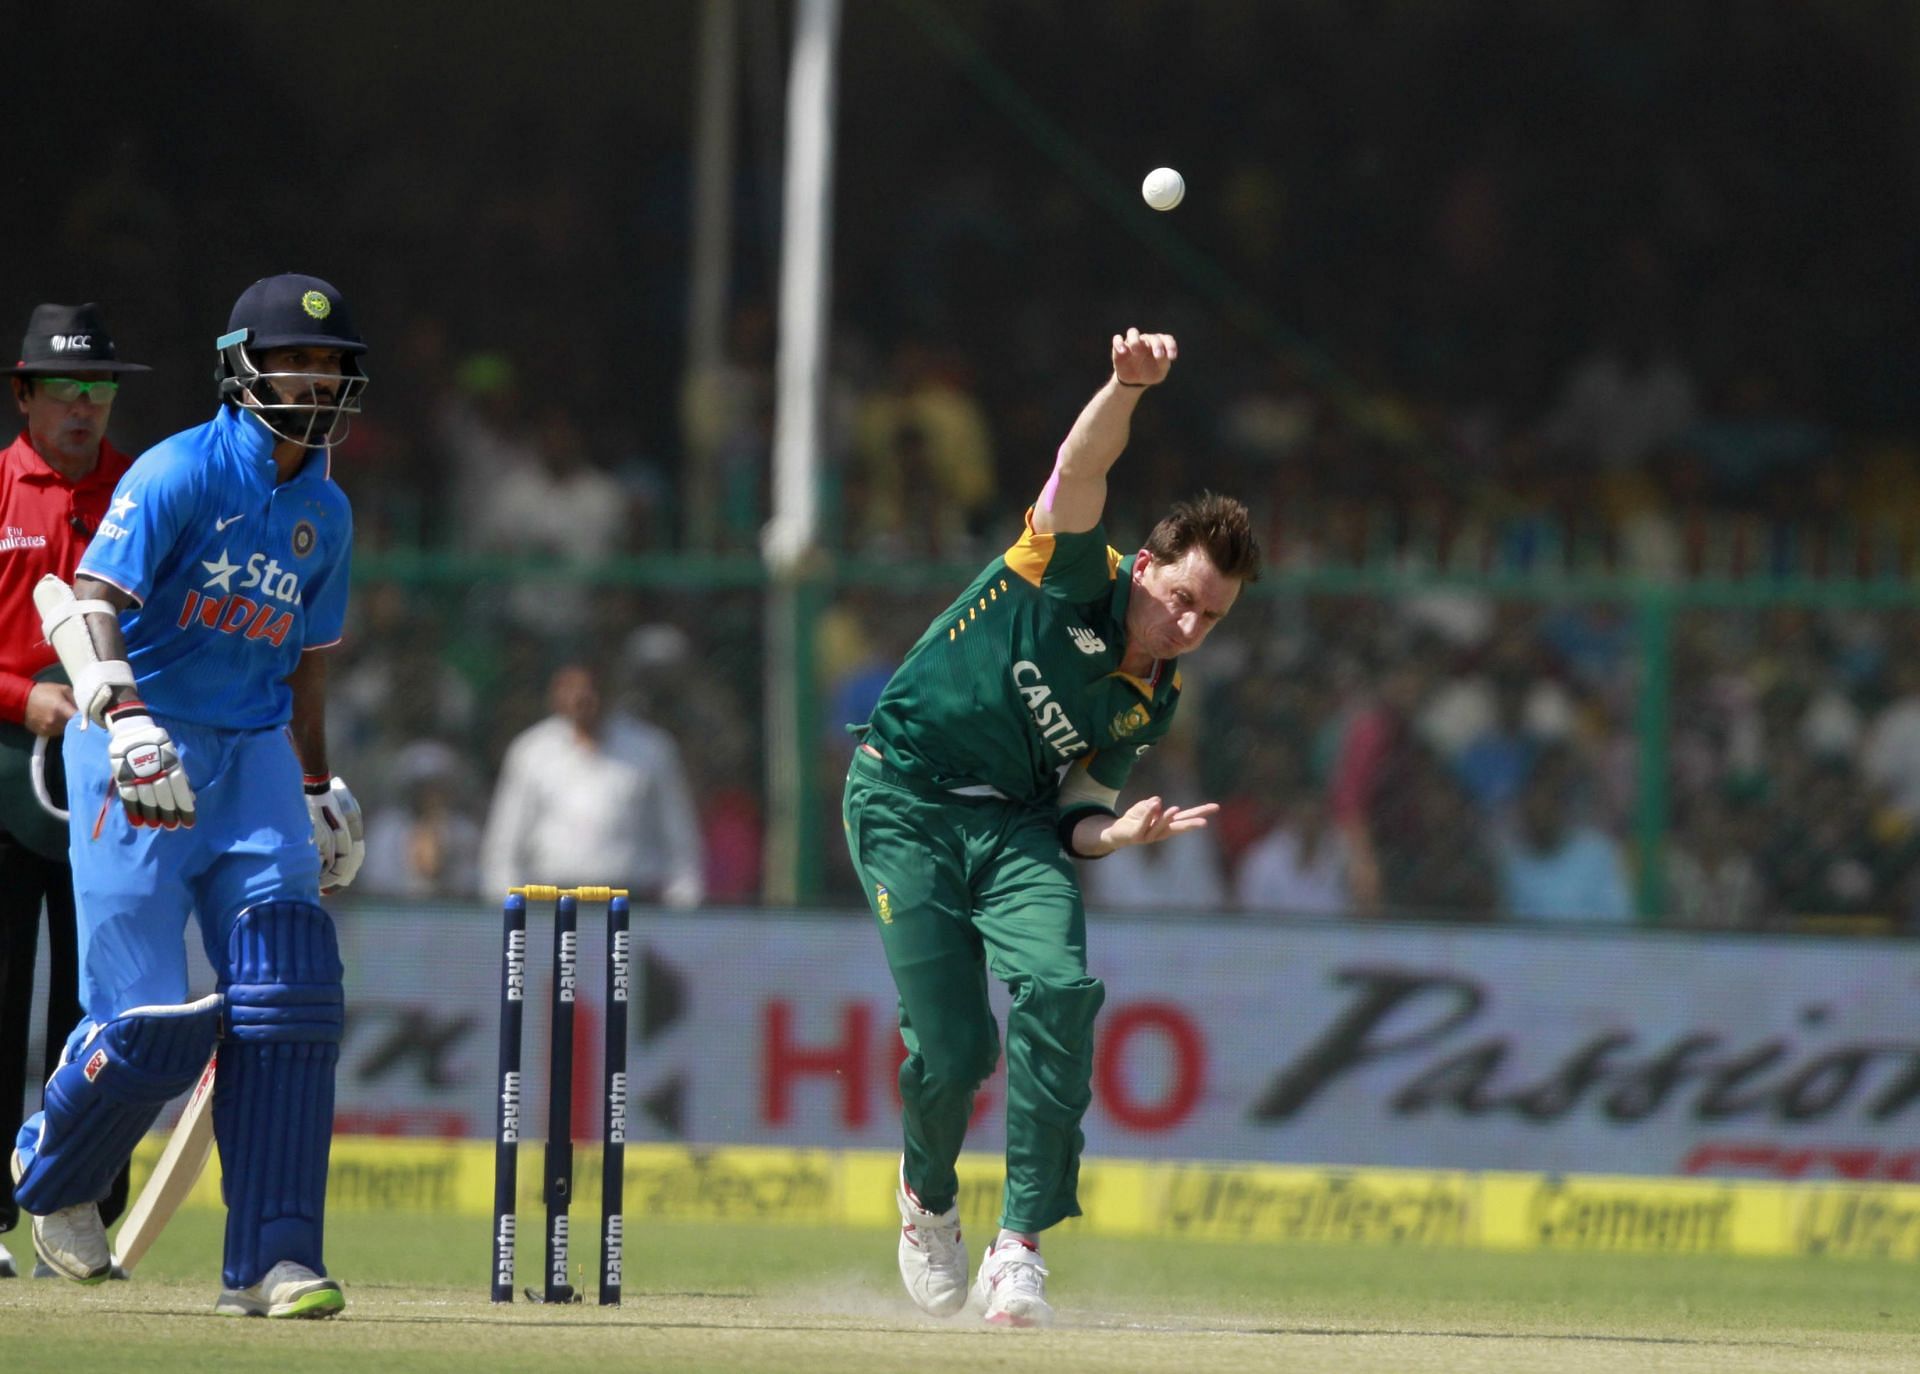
(112, 1050, 217, 1274)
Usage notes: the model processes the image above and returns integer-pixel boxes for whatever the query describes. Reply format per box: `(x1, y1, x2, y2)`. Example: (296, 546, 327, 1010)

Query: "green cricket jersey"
(862, 510, 1182, 806)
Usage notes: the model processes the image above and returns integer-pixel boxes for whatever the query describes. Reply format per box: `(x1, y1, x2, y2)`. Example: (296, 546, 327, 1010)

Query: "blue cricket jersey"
(76, 404, 352, 731)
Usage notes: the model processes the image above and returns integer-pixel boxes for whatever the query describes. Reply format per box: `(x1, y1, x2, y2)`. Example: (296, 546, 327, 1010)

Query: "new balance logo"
(1068, 627, 1105, 655)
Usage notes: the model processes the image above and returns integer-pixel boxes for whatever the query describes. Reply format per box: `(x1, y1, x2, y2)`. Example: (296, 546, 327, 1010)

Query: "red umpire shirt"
(0, 432, 134, 724)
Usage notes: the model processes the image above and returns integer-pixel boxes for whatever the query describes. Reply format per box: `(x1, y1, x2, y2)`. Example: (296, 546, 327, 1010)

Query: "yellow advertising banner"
(129, 1135, 1920, 1261)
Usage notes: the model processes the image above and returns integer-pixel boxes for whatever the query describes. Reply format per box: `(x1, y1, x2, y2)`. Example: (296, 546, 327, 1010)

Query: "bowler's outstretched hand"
(1101, 795, 1219, 850)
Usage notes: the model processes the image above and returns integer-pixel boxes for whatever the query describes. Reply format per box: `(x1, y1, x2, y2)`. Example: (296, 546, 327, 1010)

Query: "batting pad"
(13, 995, 222, 1215)
(216, 900, 345, 1290)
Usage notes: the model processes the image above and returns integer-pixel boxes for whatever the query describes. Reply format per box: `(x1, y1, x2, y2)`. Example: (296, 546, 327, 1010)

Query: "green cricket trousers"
(842, 746, 1105, 1233)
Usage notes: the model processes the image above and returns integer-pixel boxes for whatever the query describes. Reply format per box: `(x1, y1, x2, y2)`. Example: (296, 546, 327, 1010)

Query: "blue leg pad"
(12, 995, 222, 1215)
(215, 900, 344, 1291)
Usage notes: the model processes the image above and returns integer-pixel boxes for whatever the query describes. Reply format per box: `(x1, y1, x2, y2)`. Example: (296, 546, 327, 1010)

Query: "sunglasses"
(36, 377, 120, 404)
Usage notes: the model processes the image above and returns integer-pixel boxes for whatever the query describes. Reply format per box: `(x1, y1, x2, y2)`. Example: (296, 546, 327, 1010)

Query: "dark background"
(6, 0, 1916, 545)
(8, 1, 1920, 922)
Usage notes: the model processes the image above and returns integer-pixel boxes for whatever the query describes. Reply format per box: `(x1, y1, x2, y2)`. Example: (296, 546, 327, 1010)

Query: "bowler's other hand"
(105, 704, 195, 829)
(306, 774, 366, 893)
(1111, 327, 1177, 389)
(1104, 794, 1218, 849)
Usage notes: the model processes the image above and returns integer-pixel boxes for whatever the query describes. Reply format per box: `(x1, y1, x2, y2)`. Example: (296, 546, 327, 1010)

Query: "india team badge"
(292, 520, 317, 558)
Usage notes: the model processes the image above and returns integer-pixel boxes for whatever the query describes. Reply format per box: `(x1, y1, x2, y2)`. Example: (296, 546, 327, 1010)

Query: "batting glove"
(305, 774, 366, 893)
(105, 703, 196, 829)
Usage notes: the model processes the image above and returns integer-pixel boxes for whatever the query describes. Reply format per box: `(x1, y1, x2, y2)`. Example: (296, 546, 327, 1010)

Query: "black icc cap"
(219, 274, 367, 355)
(7, 303, 150, 375)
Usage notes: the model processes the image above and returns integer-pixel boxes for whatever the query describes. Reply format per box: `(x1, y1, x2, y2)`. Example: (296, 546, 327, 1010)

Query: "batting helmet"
(216, 273, 369, 448)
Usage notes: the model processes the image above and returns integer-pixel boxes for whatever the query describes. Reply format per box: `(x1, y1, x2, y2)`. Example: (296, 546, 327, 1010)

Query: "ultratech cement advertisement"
(131, 1139, 1920, 1261)
(29, 903, 1920, 1181)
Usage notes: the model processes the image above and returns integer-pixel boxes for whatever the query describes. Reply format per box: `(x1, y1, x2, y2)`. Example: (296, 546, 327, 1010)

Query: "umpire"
(0, 304, 147, 1276)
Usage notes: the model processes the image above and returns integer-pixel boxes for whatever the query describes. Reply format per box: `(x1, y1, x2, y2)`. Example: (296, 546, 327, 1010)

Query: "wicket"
(492, 885, 630, 1305)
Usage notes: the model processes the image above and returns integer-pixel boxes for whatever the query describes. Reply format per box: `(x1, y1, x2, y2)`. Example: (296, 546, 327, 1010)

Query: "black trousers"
(0, 828, 129, 1233)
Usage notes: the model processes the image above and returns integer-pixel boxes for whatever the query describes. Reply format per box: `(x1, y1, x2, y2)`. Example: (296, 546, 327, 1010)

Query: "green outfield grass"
(3, 1211, 1916, 1372)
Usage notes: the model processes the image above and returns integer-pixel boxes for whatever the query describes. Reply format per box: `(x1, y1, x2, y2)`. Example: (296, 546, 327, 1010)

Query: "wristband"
(1116, 379, 1150, 389)
(1057, 804, 1118, 859)
(303, 773, 332, 795)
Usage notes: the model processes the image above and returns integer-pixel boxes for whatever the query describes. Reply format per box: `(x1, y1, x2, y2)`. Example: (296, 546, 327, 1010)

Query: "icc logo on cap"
(301, 291, 331, 321)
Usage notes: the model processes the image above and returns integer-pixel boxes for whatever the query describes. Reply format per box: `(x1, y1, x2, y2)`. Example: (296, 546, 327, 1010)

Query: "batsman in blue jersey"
(10, 274, 369, 1318)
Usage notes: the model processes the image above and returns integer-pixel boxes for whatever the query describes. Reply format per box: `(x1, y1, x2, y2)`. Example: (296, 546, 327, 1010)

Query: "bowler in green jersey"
(845, 328, 1261, 1326)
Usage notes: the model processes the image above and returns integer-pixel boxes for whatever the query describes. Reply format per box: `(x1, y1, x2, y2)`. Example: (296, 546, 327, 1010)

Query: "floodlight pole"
(763, 0, 841, 903)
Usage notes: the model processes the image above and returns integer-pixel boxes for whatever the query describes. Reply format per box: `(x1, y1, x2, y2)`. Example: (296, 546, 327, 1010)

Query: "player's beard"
(302, 401, 345, 443)
(257, 378, 343, 446)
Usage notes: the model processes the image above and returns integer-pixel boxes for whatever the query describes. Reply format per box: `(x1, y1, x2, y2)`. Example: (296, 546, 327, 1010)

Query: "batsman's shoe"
(31, 1258, 129, 1280)
(974, 1239, 1052, 1328)
(0, 1236, 15, 1278)
(896, 1161, 968, 1317)
(215, 1260, 345, 1319)
(10, 1150, 110, 1284)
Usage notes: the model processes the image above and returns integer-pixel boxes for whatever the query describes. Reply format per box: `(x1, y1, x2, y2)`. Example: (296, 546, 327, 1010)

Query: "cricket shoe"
(10, 1150, 110, 1283)
(0, 1236, 14, 1278)
(215, 1260, 345, 1318)
(33, 1259, 128, 1280)
(896, 1160, 968, 1317)
(974, 1239, 1052, 1328)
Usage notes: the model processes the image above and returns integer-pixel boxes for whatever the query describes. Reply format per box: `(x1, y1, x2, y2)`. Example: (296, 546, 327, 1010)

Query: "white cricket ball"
(1142, 167, 1185, 212)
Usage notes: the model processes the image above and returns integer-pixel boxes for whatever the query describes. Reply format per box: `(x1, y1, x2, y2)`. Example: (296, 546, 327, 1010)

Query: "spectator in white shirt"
(473, 411, 629, 638)
(1235, 792, 1350, 918)
(480, 663, 704, 906)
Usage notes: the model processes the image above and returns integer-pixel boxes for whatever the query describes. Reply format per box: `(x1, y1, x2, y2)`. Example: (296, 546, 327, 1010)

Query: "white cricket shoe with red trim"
(974, 1238, 1052, 1328)
(895, 1160, 968, 1317)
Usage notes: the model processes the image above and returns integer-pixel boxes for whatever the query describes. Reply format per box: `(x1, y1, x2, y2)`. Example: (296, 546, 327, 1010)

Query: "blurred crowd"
(322, 4, 1918, 930)
(328, 560, 1920, 936)
(18, 3, 1918, 929)
(223, 3, 1917, 589)
(809, 585, 1920, 933)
